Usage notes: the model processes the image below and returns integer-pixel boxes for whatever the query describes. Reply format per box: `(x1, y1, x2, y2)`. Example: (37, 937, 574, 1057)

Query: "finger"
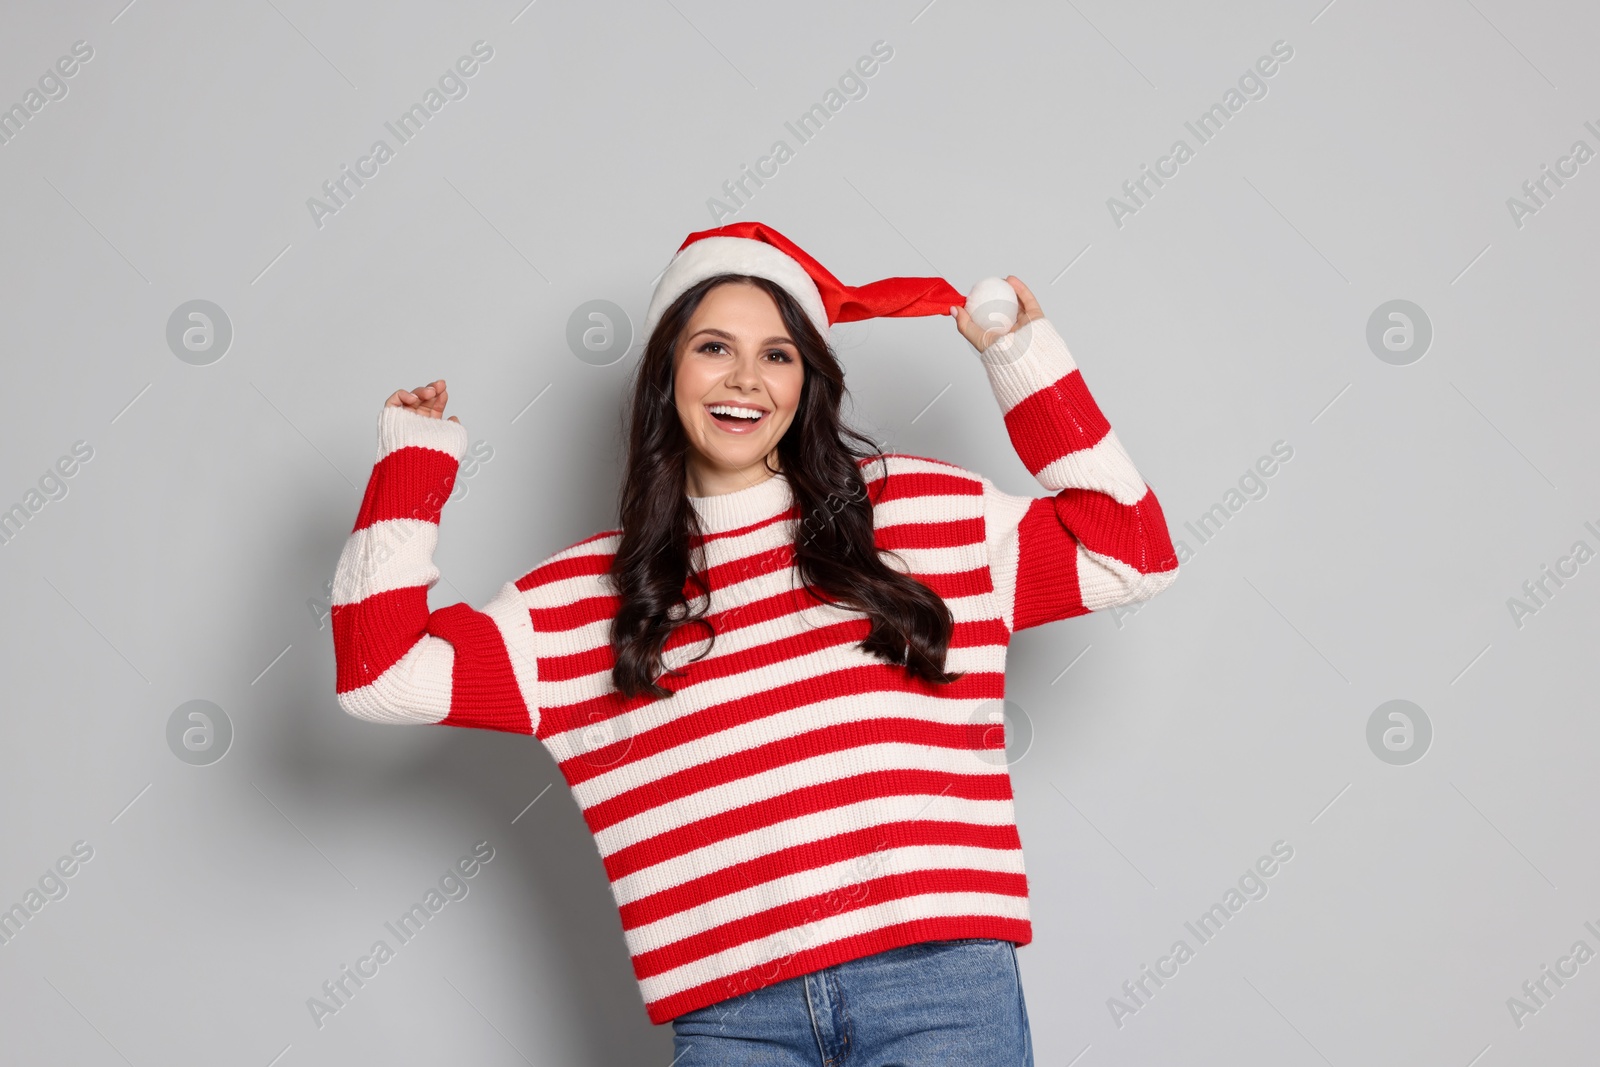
(1008, 276, 1044, 320)
(1001, 279, 1035, 328)
(950, 305, 985, 352)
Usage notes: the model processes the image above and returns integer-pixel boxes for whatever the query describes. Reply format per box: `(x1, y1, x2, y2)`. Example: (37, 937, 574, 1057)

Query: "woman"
(330, 222, 1180, 1065)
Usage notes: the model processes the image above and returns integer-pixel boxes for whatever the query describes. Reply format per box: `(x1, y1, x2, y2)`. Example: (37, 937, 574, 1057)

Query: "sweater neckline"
(686, 469, 793, 535)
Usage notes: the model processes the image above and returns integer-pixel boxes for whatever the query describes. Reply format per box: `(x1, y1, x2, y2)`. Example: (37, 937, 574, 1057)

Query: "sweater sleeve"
(974, 316, 1179, 634)
(330, 405, 539, 734)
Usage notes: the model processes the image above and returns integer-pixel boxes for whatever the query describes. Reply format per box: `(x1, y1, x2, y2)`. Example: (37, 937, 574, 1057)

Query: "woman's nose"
(726, 353, 761, 384)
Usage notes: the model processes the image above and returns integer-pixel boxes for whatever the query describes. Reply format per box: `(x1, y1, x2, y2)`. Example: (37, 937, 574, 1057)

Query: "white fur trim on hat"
(643, 236, 829, 343)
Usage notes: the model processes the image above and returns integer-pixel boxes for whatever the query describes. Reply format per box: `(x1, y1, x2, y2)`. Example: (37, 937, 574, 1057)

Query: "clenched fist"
(385, 379, 458, 423)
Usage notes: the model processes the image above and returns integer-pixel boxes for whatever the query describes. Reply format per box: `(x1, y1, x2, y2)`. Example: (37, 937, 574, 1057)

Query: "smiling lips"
(705, 402, 769, 434)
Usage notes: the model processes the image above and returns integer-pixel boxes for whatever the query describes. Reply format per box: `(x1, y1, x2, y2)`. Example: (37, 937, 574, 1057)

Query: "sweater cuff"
(377, 404, 470, 461)
(978, 316, 1079, 414)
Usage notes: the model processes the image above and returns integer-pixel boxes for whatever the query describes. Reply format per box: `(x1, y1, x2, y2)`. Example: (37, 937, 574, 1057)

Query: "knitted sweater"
(330, 316, 1179, 1024)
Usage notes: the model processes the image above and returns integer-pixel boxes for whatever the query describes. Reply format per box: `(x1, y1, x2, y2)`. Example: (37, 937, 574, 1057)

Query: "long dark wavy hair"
(608, 273, 965, 700)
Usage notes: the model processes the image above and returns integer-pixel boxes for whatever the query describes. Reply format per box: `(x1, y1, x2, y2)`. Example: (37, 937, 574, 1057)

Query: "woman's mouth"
(705, 402, 769, 434)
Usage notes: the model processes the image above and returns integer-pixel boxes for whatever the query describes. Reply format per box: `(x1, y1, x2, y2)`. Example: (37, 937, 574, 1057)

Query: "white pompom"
(965, 277, 1018, 333)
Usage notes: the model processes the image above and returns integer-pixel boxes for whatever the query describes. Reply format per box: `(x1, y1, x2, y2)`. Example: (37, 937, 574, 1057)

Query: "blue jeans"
(670, 938, 1034, 1066)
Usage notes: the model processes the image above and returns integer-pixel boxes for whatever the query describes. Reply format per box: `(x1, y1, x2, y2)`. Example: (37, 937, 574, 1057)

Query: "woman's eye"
(698, 341, 792, 362)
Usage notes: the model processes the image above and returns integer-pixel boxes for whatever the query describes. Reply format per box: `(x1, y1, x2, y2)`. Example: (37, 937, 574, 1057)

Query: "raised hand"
(950, 276, 1045, 353)
(385, 378, 459, 423)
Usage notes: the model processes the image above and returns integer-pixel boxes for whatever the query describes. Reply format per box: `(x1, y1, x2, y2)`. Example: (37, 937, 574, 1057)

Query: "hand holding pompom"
(951, 276, 1044, 353)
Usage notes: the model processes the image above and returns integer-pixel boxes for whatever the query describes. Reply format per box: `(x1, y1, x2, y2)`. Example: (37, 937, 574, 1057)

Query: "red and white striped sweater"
(331, 316, 1179, 1024)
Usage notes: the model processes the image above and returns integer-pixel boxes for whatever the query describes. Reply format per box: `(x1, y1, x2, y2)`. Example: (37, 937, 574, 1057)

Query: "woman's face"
(673, 281, 805, 493)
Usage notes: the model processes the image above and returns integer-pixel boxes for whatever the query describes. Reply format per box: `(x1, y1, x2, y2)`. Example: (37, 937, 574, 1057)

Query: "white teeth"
(708, 404, 763, 420)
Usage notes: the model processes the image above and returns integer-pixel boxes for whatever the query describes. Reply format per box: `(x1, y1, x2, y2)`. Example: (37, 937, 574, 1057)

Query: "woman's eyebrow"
(689, 327, 795, 345)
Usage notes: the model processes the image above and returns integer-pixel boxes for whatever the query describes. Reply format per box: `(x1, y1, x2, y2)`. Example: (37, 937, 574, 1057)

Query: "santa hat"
(643, 221, 964, 342)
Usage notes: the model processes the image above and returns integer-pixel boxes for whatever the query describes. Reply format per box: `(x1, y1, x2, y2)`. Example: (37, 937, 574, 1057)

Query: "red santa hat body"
(643, 221, 965, 343)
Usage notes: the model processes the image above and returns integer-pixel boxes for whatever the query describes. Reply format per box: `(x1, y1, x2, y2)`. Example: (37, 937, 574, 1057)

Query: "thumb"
(448, 416, 460, 424)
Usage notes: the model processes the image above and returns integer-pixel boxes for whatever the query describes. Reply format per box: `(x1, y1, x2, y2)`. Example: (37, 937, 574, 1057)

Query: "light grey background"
(2, 0, 1596, 1063)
